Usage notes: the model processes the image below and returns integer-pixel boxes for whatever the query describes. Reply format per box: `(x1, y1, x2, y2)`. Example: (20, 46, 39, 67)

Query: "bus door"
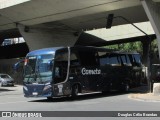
(53, 49, 69, 95)
(69, 51, 81, 84)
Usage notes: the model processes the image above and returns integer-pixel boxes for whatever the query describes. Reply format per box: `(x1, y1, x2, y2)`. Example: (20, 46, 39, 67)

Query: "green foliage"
(104, 39, 159, 56)
(151, 39, 158, 53)
(104, 41, 143, 53)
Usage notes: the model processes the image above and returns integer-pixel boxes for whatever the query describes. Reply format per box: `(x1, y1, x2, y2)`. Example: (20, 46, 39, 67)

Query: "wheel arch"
(72, 82, 82, 93)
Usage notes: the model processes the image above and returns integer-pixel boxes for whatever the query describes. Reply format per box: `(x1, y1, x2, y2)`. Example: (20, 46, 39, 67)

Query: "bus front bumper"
(23, 84, 53, 98)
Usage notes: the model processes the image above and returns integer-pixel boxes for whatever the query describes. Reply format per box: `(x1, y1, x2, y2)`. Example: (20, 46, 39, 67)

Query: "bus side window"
(128, 54, 141, 67)
(132, 54, 142, 66)
(70, 52, 80, 74)
(126, 54, 132, 66)
(70, 53, 80, 67)
(98, 52, 110, 66)
(117, 55, 124, 66)
(109, 54, 120, 66)
(120, 54, 132, 66)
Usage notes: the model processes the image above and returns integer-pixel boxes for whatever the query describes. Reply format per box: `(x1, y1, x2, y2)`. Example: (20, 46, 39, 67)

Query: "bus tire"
(71, 85, 79, 97)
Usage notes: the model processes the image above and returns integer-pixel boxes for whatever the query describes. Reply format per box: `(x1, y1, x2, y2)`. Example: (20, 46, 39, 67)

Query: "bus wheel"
(72, 85, 79, 97)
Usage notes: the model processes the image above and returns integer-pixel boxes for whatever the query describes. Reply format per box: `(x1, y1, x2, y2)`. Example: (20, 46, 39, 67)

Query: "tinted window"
(133, 54, 141, 64)
(120, 55, 127, 64)
(70, 53, 80, 66)
(120, 54, 131, 66)
(109, 55, 120, 65)
(99, 52, 120, 66)
(99, 52, 109, 66)
(126, 54, 131, 65)
(54, 50, 68, 84)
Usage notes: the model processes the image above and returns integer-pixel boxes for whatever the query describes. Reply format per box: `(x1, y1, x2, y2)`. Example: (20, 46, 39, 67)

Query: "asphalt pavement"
(1, 85, 160, 102)
(0, 84, 23, 96)
(0, 85, 160, 120)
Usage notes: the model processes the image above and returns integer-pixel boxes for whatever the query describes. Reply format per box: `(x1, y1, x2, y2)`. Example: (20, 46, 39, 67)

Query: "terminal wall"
(0, 59, 23, 84)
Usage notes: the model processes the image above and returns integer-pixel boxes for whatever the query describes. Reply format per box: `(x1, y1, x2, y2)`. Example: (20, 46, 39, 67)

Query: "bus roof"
(27, 47, 64, 56)
(71, 46, 114, 52)
(26, 46, 140, 56)
(114, 51, 140, 55)
(71, 46, 140, 54)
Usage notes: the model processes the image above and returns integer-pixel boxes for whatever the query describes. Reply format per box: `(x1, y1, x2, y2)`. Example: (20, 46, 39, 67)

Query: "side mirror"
(13, 59, 24, 72)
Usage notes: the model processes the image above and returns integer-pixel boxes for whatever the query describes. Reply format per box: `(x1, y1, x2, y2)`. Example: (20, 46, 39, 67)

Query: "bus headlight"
(23, 86, 28, 91)
(43, 85, 52, 91)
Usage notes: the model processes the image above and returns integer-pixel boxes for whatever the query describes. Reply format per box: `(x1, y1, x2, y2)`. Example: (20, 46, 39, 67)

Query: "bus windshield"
(23, 54, 54, 83)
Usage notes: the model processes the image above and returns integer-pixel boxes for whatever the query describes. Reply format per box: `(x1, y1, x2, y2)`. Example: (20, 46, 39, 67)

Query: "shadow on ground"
(29, 85, 149, 103)
(0, 85, 18, 92)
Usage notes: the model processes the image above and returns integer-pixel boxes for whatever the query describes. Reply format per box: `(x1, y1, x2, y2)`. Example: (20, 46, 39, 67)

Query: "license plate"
(32, 92, 38, 96)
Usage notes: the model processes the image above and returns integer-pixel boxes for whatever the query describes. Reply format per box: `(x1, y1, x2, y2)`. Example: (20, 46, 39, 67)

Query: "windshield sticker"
(28, 56, 36, 59)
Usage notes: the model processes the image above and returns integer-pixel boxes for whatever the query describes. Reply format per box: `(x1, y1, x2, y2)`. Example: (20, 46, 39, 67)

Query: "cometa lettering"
(81, 68, 101, 75)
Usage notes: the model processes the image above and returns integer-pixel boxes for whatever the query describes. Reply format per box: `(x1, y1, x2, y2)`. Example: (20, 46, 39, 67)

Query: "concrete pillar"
(141, 0, 160, 93)
(17, 24, 79, 51)
(141, 38, 152, 92)
(141, 0, 160, 58)
(153, 83, 160, 95)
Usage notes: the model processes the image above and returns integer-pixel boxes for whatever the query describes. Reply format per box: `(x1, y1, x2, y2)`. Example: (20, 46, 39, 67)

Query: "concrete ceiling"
(0, 0, 160, 38)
